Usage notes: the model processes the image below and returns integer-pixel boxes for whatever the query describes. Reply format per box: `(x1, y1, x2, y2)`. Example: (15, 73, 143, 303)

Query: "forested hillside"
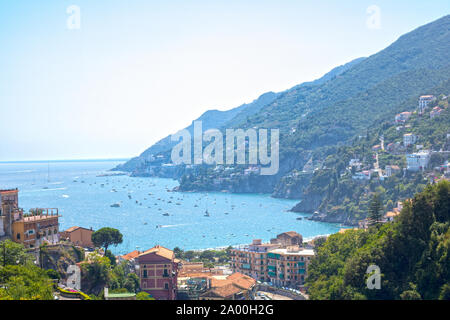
(306, 181, 450, 300)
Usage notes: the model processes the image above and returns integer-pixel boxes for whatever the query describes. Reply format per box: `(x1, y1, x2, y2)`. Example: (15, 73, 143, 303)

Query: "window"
(164, 283, 169, 289)
(143, 270, 148, 278)
(16, 233, 20, 240)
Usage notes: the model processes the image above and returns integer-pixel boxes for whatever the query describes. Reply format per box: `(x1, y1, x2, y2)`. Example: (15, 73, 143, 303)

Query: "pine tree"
(368, 193, 383, 226)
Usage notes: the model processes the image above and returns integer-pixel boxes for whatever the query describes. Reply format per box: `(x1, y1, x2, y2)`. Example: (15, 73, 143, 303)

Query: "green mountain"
(177, 15, 450, 199)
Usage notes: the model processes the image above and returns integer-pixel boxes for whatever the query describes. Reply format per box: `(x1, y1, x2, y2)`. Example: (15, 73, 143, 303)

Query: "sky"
(0, 0, 449, 161)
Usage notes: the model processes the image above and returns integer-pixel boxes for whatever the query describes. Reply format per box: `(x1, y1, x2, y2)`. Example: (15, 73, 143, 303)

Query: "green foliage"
(105, 250, 117, 266)
(368, 194, 384, 226)
(136, 291, 155, 300)
(46, 269, 61, 280)
(0, 240, 34, 266)
(80, 253, 111, 294)
(306, 181, 450, 300)
(174, 248, 231, 266)
(0, 265, 54, 300)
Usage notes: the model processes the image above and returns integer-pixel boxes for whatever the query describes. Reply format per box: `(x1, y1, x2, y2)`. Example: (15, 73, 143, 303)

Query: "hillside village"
(293, 93, 449, 225)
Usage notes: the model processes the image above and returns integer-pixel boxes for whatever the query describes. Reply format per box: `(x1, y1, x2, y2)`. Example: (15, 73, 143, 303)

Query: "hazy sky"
(1, 0, 449, 161)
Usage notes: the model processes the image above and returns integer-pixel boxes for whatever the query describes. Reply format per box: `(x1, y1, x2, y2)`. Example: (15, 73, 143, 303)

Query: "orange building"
(1, 189, 60, 248)
(11, 208, 60, 248)
(60, 226, 94, 248)
(199, 273, 256, 300)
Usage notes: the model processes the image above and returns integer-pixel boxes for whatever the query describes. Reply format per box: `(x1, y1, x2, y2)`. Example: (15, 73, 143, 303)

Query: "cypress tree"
(368, 193, 383, 226)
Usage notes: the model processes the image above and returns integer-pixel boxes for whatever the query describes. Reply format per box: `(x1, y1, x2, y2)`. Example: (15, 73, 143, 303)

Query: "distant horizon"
(0, 157, 130, 164)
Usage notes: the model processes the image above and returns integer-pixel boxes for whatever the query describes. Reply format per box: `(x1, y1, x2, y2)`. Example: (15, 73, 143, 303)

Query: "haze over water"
(0, 160, 342, 254)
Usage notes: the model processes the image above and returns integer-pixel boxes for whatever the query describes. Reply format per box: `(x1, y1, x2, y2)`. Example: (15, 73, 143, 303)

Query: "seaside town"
(0, 94, 449, 300)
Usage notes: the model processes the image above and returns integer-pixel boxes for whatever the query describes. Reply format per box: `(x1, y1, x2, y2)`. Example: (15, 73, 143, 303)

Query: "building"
(395, 111, 412, 123)
(12, 208, 60, 248)
(1, 189, 61, 248)
(403, 133, 417, 147)
(430, 106, 443, 119)
(230, 234, 313, 289)
(198, 273, 256, 300)
(385, 211, 400, 222)
(270, 231, 303, 246)
(60, 226, 94, 248)
(406, 151, 431, 171)
(0, 189, 21, 238)
(385, 165, 401, 177)
(137, 245, 179, 300)
(119, 249, 141, 263)
(418, 95, 436, 114)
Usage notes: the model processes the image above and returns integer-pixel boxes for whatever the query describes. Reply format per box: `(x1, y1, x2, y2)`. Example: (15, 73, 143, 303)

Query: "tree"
(368, 193, 383, 226)
(80, 253, 111, 295)
(173, 247, 184, 259)
(105, 250, 117, 266)
(0, 265, 53, 300)
(0, 240, 34, 266)
(91, 227, 123, 255)
(124, 273, 140, 293)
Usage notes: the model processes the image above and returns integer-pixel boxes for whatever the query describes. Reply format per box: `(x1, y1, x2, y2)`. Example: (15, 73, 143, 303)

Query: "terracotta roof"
(121, 250, 141, 261)
(0, 189, 18, 194)
(138, 245, 174, 260)
(65, 226, 80, 233)
(226, 273, 256, 290)
(206, 283, 242, 298)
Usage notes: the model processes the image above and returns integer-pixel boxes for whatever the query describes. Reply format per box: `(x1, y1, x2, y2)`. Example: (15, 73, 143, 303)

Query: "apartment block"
(230, 232, 313, 289)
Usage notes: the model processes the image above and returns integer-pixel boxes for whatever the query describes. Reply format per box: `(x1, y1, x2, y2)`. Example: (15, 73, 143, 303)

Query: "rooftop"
(269, 248, 315, 256)
(121, 250, 141, 261)
(138, 245, 174, 260)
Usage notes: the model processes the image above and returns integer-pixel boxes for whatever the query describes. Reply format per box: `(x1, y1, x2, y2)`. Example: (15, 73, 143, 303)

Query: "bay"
(0, 160, 342, 254)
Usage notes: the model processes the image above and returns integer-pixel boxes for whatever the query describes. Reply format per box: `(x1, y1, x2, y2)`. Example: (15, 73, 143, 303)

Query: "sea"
(0, 159, 342, 254)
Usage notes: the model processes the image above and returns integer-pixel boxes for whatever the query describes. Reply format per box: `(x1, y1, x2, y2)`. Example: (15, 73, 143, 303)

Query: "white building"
(385, 165, 401, 177)
(418, 95, 436, 114)
(403, 133, 417, 147)
(406, 151, 431, 171)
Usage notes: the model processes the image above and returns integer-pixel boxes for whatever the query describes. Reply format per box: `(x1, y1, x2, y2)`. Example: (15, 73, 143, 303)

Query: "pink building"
(137, 245, 179, 300)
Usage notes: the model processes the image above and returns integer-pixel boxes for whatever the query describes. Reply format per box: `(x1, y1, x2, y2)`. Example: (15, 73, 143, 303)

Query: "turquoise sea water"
(0, 160, 342, 254)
